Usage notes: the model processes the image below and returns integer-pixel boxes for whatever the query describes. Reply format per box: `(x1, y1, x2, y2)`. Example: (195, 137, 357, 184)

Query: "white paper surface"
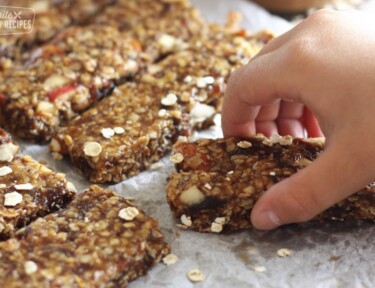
(17, 1, 375, 287)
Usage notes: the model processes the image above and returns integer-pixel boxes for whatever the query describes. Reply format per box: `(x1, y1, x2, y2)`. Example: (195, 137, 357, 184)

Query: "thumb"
(251, 137, 374, 230)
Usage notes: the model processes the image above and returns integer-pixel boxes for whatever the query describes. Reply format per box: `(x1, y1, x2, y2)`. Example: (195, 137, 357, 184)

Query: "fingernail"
(253, 210, 281, 230)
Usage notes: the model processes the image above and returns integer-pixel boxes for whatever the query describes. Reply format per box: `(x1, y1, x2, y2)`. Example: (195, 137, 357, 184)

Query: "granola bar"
(0, 185, 170, 287)
(0, 129, 76, 240)
(166, 136, 375, 233)
(0, 0, 114, 60)
(50, 81, 186, 183)
(96, 0, 207, 61)
(0, 25, 142, 142)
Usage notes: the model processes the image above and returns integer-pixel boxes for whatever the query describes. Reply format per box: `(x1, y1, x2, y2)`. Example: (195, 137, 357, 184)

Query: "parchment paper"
(18, 1, 375, 287)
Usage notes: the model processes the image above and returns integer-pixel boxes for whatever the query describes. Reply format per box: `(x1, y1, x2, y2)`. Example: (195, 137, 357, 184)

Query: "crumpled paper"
(18, 1, 375, 287)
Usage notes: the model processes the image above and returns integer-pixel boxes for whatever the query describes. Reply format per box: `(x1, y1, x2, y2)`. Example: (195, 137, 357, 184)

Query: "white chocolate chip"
(277, 248, 292, 257)
(14, 183, 33, 190)
(180, 214, 192, 227)
(43, 74, 69, 91)
(161, 93, 178, 106)
(36, 101, 56, 115)
(4, 192, 23, 206)
(179, 186, 205, 206)
(0, 166, 12, 177)
(196, 78, 207, 88)
(162, 254, 178, 265)
(184, 75, 193, 83)
(101, 128, 115, 139)
(190, 103, 215, 125)
(252, 265, 266, 272)
(24, 260, 38, 275)
(170, 153, 184, 164)
(0, 143, 18, 162)
(203, 76, 215, 84)
(158, 109, 168, 117)
(214, 217, 226, 225)
(211, 222, 223, 233)
(83, 142, 102, 157)
(66, 182, 77, 192)
(237, 141, 252, 148)
(113, 127, 125, 134)
(157, 34, 176, 51)
(187, 269, 205, 283)
(269, 171, 276, 176)
(118, 207, 139, 221)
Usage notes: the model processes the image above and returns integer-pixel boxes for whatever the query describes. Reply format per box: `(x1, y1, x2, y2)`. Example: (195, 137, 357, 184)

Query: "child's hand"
(222, 9, 375, 230)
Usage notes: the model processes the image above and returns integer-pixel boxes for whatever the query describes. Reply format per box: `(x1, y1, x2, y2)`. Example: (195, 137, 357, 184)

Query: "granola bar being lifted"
(166, 136, 375, 233)
(0, 185, 170, 287)
(50, 80, 186, 183)
(0, 129, 76, 240)
(0, 25, 142, 142)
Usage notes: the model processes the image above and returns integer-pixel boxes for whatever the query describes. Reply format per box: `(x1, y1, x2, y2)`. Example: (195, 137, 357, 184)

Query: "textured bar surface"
(0, 25, 141, 142)
(0, 129, 76, 240)
(167, 136, 375, 233)
(0, 185, 170, 287)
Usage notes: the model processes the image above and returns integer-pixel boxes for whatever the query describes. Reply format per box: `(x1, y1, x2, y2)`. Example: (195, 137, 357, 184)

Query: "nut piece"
(161, 93, 178, 106)
(211, 222, 223, 233)
(214, 217, 226, 225)
(190, 103, 215, 125)
(187, 269, 205, 283)
(0, 143, 18, 162)
(179, 186, 205, 206)
(118, 207, 139, 221)
(113, 127, 125, 134)
(237, 141, 252, 149)
(162, 253, 178, 265)
(0, 166, 12, 177)
(14, 183, 34, 190)
(66, 182, 77, 193)
(83, 142, 102, 157)
(170, 153, 184, 164)
(24, 261, 38, 275)
(180, 214, 192, 227)
(101, 128, 115, 139)
(4, 192, 23, 207)
(277, 248, 292, 257)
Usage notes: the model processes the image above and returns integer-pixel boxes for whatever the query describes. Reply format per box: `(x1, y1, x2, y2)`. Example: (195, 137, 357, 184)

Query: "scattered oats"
(204, 183, 212, 190)
(269, 171, 276, 176)
(0, 143, 18, 162)
(280, 135, 293, 145)
(180, 186, 205, 206)
(157, 34, 176, 50)
(4, 192, 23, 207)
(118, 207, 139, 221)
(180, 214, 192, 227)
(36, 101, 55, 114)
(187, 269, 205, 283)
(66, 182, 77, 192)
(277, 248, 292, 257)
(24, 261, 38, 275)
(0, 184, 6, 189)
(158, 109, 168, 117)
(101, 128, 115, 139)
(14, 183, 33, 190)
(252, 265, 266, 272)
(43, 74, 69, 91)
(237, 141, 252, 148)
(162, 254, 178, 265)
(0, 166, 12, 177)
(176, 224, 188, 229)
(211, 222, 223, 233)
(49, 138, 61, 152)
(227, 170, 234, 175)
(184, 75, 193, 83)
(148, 131, 158, 139)
(0, 223, 4, 233)
(51, 152, 63, 160)
(113, 127, 125, 134)
(214, 217, 226, 225)
(161, 93, 178, 106)
(83, 142, 102, 157)
(176, 136, 188, 143)
(150, 162, 165, 170)
(170, 153, 184, 164)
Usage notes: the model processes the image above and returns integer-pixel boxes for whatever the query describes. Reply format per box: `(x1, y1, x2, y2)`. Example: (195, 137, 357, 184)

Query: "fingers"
(222, 52, 300, 137)
(303, 107, 324, 137)
(251, 137, 372, 230)
(276, 119, 305, 138)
